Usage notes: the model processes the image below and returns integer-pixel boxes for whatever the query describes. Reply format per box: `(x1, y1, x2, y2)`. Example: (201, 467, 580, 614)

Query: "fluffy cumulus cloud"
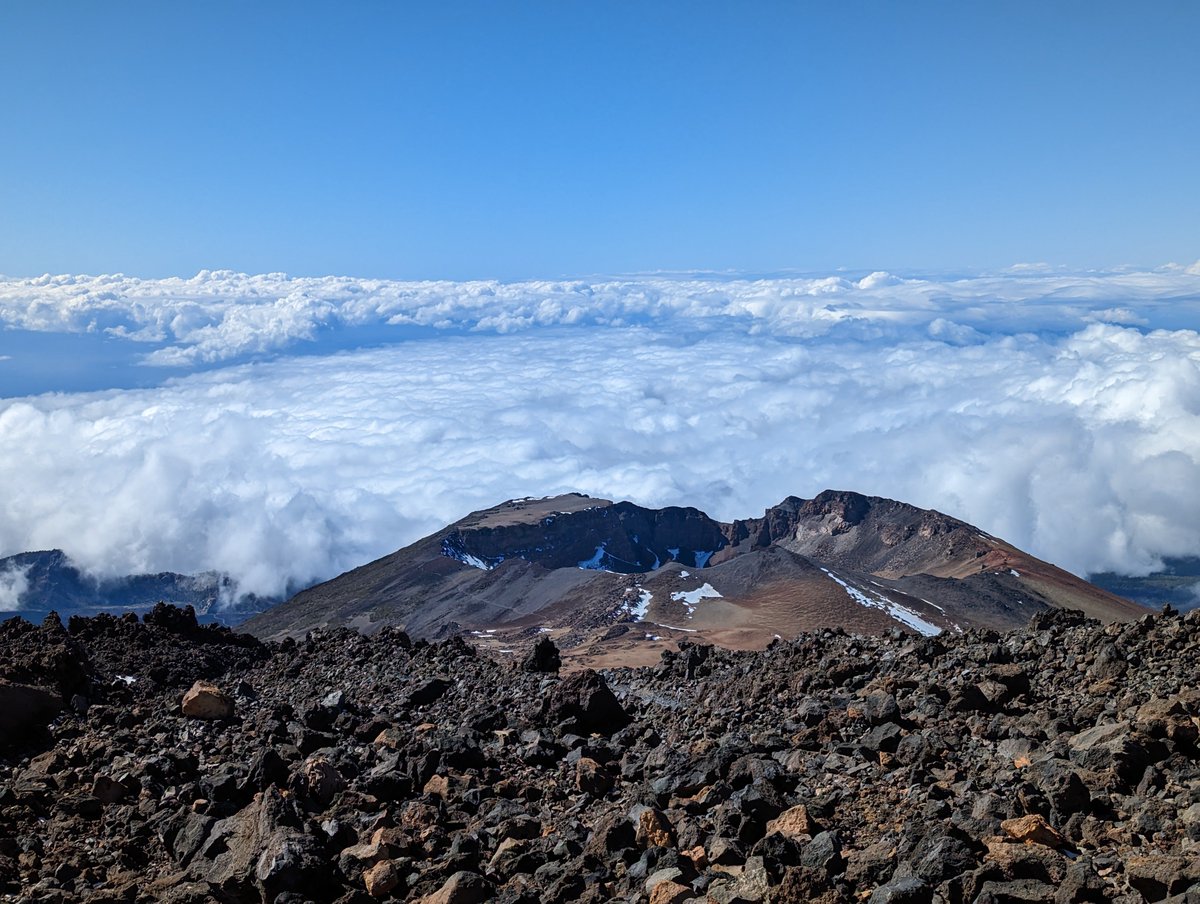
(0, 563, 30, 609)
(0, 267, 1199, 600)
(2, 265, 1200, 364)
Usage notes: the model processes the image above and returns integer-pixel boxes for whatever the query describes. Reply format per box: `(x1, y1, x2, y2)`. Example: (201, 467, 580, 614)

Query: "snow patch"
(667, 547, 680, 560)
(820, 568, 942, 637)
(694, 550, 714, 568)
(670, 582, 722, 616)
(631, 589, 653, 621)
(679, 570, 690, 578)
(1009, 569, 1021, 577)
(578, 543, 610, 571)
(441, 538, 500, 571)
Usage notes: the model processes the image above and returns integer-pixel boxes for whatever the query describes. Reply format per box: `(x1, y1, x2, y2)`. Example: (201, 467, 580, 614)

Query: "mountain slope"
(1088, 555, 1200, 614)
(244, 491, 1144, 663)
(0, 549, 276, 625)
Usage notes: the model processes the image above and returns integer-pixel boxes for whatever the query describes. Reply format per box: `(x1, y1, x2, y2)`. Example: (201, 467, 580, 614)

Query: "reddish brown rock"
(637, 808, 676, 849)
(576, 756, 613, 795)
(181, 680, 234, 719)
(650, 879, 692, 904)
(766, 804, 818, 840)
(363, 859, 402, 898)
(1000, 814, 1068, 848)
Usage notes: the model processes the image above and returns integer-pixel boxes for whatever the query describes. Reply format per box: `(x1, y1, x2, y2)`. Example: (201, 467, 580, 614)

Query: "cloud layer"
(2, 265, 1200, 366)
(2, 275, 1199, 602)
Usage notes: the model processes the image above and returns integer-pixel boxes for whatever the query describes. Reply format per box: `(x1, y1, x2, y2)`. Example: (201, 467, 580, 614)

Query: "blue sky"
(2, 2, 1197, 279)
(1, 4, 1198, 600)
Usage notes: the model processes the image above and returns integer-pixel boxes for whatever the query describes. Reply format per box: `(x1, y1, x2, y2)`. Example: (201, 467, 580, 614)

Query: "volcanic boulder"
(542, 669, 629, 735)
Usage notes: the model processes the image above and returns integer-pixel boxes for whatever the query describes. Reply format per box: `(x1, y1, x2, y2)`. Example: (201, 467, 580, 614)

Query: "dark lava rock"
(407, 677, 452, 707)
(543, 669, 629, 735)
(862, 691, 900, 725)
(869, 876, 932, 904)
(1, 603, 1198, 904)
(522, 637, 562, 673)
(0, 680, 62, 742)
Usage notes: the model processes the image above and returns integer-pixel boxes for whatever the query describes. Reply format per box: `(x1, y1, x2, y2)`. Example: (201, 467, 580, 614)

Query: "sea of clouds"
(1, 265, 1198, 602)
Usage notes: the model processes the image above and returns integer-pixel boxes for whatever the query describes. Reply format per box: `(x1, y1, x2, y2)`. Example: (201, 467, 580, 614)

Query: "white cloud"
(1, 316, 1198, 599)
(1, 266, 1198, 366)
(0, 563, 30, 609)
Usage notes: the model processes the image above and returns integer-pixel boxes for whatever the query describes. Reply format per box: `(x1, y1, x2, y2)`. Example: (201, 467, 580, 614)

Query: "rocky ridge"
(2, 604, 1199, 902)
(246, 491, 1144, 664)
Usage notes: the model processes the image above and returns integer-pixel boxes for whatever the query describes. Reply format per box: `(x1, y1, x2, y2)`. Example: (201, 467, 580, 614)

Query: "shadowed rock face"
(245, 490, 1144, 655)
(444, 500, 731, 573)
(441, 490, 986, 576)
(2, 604, 1200, 903)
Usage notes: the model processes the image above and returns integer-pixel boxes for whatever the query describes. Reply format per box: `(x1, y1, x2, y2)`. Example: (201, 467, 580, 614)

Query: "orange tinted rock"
(363, 859, 401, 898)
(423, 774, 450, 798)
(766, 804, 818, 840)
(181, 681, 234, 720)
(683, 845, 709, 870)
(637, 808, 676, 849)
(1001, 814, 1068, 848)
(650, 880, 691, 904)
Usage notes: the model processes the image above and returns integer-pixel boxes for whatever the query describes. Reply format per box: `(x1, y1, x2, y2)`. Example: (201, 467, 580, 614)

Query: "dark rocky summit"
(245, 491, 1145, 666)
(2, 603, 1199, 902)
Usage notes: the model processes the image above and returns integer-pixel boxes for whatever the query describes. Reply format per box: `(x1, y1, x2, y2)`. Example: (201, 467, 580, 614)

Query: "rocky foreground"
(1, 605, 1199, 904)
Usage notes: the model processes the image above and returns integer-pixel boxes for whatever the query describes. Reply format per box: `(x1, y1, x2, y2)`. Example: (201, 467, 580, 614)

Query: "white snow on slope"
(617, 587, 656, 621)
(441, 539, 500, 571)
(578, 544, 609, 571)
(632, 589, 652, 620)
(458, 552, 495, 571)
(820, 568, 942, 636)
(670, 582, 723, 616)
